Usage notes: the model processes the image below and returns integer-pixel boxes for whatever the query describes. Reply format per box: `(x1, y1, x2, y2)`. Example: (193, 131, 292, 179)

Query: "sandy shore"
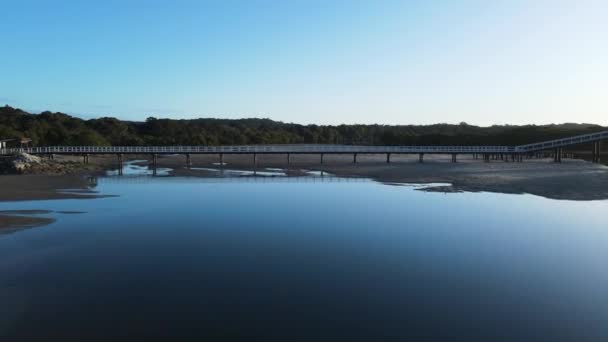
(142, 153, 608, 201)
(0, 174, 104, 202)
(0, 153, 607, 204)
(0, 210, 56, 233)
(0, 151, 606, 235)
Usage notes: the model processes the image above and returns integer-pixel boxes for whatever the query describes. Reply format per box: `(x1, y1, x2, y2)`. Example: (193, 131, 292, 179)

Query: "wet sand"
(0, 210, 56, 233)
(0, 153, 607, 204)
(0, 174, 102, 202)
(144, 153, 608, 201)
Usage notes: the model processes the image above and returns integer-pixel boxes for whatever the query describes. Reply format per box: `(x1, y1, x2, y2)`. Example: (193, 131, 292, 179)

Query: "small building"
(20, 138, 32, 147)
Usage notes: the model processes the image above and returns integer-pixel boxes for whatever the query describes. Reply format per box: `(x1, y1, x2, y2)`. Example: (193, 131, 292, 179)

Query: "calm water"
(1, 171, 608, 341)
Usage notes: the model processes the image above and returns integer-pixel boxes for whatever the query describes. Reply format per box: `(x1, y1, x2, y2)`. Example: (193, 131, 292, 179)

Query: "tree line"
(1, 105, 605, 147)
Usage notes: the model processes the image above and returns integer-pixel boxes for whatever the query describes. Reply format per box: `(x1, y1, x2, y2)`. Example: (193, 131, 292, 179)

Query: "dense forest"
(1, 105, 605, 147)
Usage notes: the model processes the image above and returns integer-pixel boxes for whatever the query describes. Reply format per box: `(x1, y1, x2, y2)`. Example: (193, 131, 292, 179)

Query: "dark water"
(1, 173, 608, 341)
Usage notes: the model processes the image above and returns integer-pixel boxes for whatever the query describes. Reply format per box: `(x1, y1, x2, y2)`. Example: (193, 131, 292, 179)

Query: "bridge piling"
(287, 153, 291, 165)
(419, 153, 424, 163)
(353, 153, 357, 164)
(117, 154, 123, 175)
(253, 153, 257, 167)
(219, 153, 224, 166)
(386, 153, 391, 163)
(592, 141, 601, 163)
(554, 148, 562, 163)
(320, 153, 324, 164)
(553, 150, 557, 163)
(185, 154, 191, 169)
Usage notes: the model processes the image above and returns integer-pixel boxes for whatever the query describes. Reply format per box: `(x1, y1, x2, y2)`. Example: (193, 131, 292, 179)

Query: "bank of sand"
(0, 210, 56, 233)
(1, 152, 607, 203)
(142, 153, 608, 201)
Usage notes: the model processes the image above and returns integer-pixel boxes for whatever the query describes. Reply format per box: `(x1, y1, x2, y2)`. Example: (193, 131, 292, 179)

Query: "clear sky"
(1, 0, 606, 125)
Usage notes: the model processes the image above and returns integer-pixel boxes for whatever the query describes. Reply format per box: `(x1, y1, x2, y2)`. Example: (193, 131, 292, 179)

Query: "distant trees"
(0, 106, 605, 147)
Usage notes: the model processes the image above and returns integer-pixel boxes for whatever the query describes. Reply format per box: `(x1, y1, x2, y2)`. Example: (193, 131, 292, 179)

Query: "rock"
(0, 153, 100, 175)
(10, 153, 42, 173)
(1, 153, 60, 174)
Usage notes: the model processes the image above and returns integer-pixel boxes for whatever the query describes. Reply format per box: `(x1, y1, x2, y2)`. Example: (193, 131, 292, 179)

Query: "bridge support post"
(151, 154, 158, 169)
(219, 153, 224, 166)
(185, 154, 191, 169)
(287, 153, 291, 165)
(593, 141, 601, 163)
(386, 153, 391, 163)
(320, 153, 324, 164)
(117, 154, 123, 175)
(484, 154, 490, 163)
(554, 148, 562, 163)
(419, 153, 424, 163)
(353, 153, 357, 164)
(451, 153, 457, 163)
(83, 154, 89, 164)
(253, 153, 257, 167)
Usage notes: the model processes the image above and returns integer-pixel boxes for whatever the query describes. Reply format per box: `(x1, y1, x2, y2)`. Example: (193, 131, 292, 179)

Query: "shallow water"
(0, 171, 607, 340)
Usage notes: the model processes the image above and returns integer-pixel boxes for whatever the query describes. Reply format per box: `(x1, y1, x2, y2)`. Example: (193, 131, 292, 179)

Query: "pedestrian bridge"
(1, 129, 605, 165)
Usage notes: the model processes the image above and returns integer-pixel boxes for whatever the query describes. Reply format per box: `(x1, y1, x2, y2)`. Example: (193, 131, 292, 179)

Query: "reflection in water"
(189, 167, 289, 177)
(106, 160, 172, 177)
(0, 176, 607, 340)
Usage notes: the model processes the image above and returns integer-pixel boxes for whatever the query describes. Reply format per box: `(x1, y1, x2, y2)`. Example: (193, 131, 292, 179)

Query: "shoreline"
(0, 153, 607, 232)
(153, 153, 608, 201)
(0, 210, 56, 233)
(0, 153, 606, 204)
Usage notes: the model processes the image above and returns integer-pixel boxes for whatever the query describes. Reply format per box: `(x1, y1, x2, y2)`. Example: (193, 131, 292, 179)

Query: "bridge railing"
(516, 130, 608, 152)
(4, 145, 517, 154)
(2, 129, 605, 156)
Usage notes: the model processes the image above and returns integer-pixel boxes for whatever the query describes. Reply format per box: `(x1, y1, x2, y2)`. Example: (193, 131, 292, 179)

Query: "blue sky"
(1, 0, 606, 125)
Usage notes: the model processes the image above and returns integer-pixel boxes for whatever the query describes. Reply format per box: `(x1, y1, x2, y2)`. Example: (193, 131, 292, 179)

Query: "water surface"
(0, 173, 607, 340)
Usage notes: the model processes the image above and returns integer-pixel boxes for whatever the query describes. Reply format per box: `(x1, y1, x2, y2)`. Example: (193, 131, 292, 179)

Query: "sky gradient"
(1, 0, 606, 125)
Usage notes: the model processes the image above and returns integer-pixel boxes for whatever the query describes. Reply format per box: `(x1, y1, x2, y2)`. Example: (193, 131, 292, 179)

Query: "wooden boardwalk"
(1, 129, 605, 166)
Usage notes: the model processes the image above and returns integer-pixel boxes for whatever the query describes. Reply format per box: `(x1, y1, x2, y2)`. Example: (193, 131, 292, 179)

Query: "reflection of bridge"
(86, 174, 375, 186)
(2, 130, 606, 173)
